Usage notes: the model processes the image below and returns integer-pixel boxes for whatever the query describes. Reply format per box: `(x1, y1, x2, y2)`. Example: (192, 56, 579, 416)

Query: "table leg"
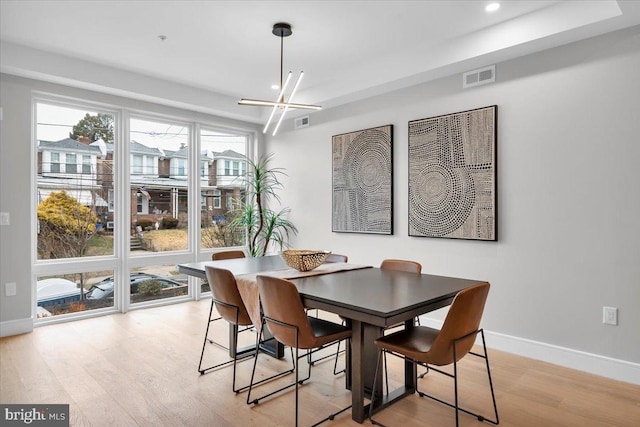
(351, 320, 384, 423)
(404, 318, 417, 389)
(358, 319, 417, 422)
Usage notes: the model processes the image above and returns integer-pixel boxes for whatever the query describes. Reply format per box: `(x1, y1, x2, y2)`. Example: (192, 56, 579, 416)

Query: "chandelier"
(239, 23, 322, 136)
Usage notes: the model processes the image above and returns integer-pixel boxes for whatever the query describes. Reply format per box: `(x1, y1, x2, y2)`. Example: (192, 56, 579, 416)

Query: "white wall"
(265, 27, 640, 378)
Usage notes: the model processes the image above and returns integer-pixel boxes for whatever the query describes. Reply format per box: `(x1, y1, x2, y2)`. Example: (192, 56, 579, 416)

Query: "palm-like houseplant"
(230, 154, 298, 257)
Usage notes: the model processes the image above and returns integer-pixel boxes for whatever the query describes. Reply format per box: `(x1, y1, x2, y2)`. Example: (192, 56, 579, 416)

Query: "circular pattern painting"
(342, 129, 391, 194)
(409, 163, 475, 237)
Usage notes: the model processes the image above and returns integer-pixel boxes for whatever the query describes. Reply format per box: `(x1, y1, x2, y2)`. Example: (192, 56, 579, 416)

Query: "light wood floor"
(1, 300, 638, 426)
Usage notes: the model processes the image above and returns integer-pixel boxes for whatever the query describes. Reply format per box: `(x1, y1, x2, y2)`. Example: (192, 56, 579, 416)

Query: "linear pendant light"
(238, 22, 321, 136)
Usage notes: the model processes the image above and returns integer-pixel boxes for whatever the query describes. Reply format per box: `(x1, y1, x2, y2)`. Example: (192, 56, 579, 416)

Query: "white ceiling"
(1, 1, 639, 124)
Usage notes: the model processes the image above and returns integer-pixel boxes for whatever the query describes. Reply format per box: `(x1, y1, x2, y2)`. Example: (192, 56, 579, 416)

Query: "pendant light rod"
(273, 22, 291, 90)
(280, 28, 284, 90)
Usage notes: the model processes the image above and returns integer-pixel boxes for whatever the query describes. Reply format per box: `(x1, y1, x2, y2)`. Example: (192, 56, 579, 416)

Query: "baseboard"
(0, 317, 33, 337)
(418, 316, 640, 386)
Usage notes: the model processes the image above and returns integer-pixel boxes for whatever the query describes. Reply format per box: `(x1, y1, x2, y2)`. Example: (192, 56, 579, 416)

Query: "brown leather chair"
(324, 253, 348, 263)
(205, 250, 247, 349)
(380, 258, 422, 273)
(199, 266, 253, 390)
(199, 267, 293, 392)
(248, 275, 352, 426)
(369, 282, 499, 427)
(211, 250, 246, 260)
(381, 259, 422, 325)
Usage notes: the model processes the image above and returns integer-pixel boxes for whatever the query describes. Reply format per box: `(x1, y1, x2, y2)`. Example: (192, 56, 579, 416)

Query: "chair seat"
(308, 316, 351, 348)
(374, 326, 440, 363)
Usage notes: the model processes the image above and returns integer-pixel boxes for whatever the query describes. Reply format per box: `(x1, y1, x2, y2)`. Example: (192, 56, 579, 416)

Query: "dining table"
(177, 255, 488, 423)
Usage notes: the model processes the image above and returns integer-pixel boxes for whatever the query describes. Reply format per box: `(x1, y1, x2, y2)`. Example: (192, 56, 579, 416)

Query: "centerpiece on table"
(281, 250, 331, 272)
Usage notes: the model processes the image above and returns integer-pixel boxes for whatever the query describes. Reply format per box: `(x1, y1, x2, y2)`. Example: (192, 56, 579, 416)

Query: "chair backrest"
(324, 253, 348, 263)
(212, 250, 246, 261)
(256, 275, 317, 349)
(380, 259, 422, 274)
(427, 282, 490, 366)
(204, 266, 252, 326)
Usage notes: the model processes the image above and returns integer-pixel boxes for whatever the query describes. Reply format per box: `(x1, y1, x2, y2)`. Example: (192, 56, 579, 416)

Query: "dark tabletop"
(178, 255, 288, 279)
(288, 267, 484, 327)
(178, 256, 486, 327)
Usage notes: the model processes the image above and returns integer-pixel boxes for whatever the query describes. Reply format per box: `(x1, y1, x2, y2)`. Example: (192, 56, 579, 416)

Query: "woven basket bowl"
(281, 250, 331, 272)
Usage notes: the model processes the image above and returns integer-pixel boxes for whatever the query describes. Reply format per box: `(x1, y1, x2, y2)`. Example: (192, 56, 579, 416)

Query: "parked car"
(37, 278, 87, 307)
(86, 273, 184, 300)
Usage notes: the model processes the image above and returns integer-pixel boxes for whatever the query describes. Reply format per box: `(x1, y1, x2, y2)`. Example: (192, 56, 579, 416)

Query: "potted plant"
(230, 154, 298, 257)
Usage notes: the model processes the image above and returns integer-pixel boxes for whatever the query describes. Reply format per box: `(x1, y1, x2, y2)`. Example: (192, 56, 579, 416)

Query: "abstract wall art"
(332, 124, 393, 234)
(408, 106, 497, 240)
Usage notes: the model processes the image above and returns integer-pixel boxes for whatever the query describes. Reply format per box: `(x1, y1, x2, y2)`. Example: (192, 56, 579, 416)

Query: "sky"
(36, 103, 246, 154)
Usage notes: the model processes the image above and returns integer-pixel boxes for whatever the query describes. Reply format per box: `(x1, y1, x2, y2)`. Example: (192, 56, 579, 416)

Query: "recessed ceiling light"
(486, 3, 500, 12)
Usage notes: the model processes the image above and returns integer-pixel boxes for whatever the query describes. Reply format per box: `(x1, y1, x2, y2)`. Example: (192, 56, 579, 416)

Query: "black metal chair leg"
(198, 300, 216, 374)
(415, 329, 499, 426)
(332, 339, 346, 375)
(248, 316, 351, 425)
(368, 348, 386, 427)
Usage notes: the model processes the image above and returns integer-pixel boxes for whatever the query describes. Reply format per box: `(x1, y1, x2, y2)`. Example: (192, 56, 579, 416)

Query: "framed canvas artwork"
(408, 106, 497, 240)
(332, 124, 393, 234)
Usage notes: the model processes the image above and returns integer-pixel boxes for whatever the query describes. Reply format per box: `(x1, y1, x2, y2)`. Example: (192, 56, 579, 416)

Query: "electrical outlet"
(0, 212, 9, 226)
(603, 306, 618, 326)
(5, 282, 17, 297)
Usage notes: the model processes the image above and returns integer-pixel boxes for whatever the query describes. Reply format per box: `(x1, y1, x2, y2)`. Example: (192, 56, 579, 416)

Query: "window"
(132, 155, 143, 174)
(36, 102, 114, 263)
(35, 101, 116, 318)
(50, 152, 60, 173)
(108, 189, 114, 212)
(200, 128, 247, 250)
(35, 98, 249, 322)
(129, 265, 188, 305)
(144, 156, 153, 174)
(82, 155, 91, 173)
(36, 270, 115, 318)
(136, 193, 148, 214)
(130, 117, 190, 253)
(65, 153, 77, 173)
(177, 159, 186, 176)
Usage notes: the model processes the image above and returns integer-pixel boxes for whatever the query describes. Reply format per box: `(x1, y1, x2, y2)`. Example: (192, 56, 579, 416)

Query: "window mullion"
(118, 109, 130, 313)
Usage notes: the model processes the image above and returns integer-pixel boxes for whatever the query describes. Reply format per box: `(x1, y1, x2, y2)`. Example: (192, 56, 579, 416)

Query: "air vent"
(463, 65, 496, 88)
(294, 116, 310, 129)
